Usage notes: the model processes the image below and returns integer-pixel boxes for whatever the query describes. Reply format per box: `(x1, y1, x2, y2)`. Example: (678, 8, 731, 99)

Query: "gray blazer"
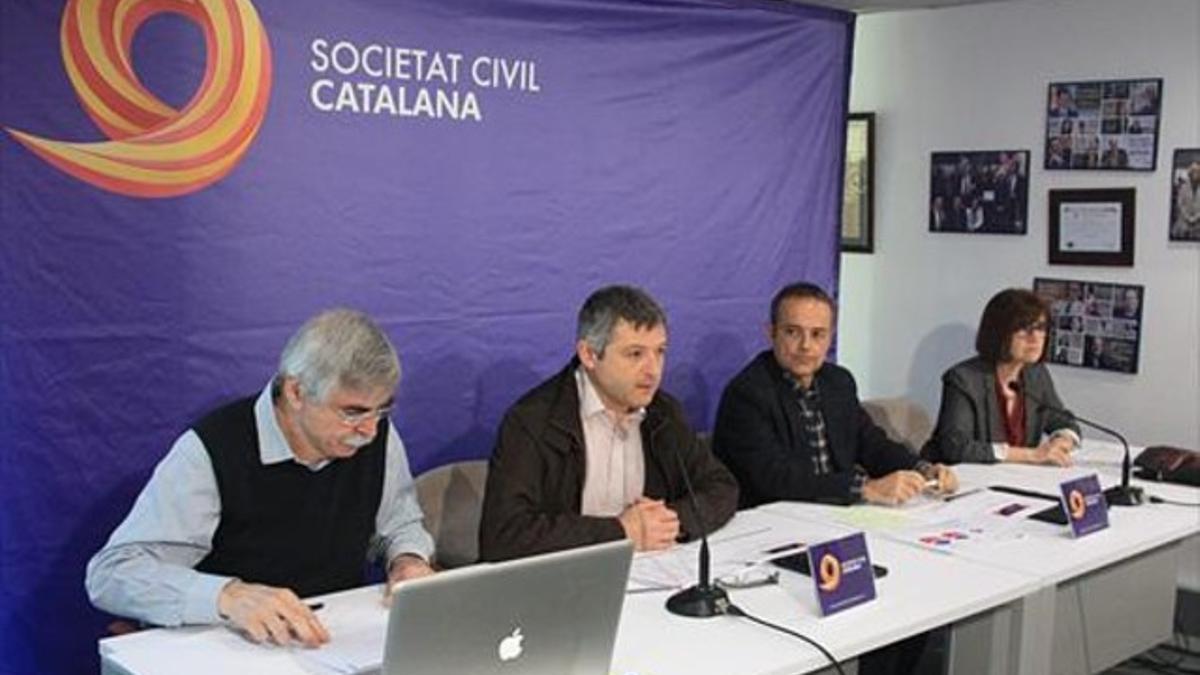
(922, 356, 1080, 464)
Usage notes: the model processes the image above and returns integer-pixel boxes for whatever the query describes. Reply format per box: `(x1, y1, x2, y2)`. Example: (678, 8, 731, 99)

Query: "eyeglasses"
(1016, 321, 1048, 335)
(332, 404, 393, 427)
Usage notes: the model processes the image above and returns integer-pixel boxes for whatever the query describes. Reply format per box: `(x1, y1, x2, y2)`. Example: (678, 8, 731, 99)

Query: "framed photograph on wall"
(841, 113, 874, 253)
(1044, 78, 1162, 171)
(1170, 148, 1200, 241)
(1048, 188, 1135, 266)
(1034, 277, 1142, 374)
(929, 150, 1029, 234)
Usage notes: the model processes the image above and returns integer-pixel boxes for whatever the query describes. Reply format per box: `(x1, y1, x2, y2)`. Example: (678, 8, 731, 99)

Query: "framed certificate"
(1048, 188, 1135, 266)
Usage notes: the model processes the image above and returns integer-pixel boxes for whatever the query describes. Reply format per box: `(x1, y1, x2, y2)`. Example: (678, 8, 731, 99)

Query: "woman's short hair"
(975, 288, 1049, 363)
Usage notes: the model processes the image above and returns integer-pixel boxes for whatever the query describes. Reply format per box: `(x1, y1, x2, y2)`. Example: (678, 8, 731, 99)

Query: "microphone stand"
(664, 439, 729, 618)
(1009, 381, 1144, 506)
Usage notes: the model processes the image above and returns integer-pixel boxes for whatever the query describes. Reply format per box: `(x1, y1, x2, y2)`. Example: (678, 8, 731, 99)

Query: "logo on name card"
(817, 553, 841, 591)
(4, 0, 273, 197)
(1059, 474, 1109, 537)
(1068, 489, 1087, 520)
(807, 532, 876, 616)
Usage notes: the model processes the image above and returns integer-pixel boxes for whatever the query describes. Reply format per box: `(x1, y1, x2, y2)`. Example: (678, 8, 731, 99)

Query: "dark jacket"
(713, 351, 917, 508)
(478, 360, 738, 562)
(922, 356, 1080, 464)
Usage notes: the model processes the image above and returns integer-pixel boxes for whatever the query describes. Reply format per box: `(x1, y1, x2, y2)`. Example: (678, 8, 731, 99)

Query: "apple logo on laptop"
(498, 627, 524, 662)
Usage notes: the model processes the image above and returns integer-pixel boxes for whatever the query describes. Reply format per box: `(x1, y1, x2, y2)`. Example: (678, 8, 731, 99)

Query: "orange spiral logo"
(1068, 489, 1087, 520)
(5, 0, 272, 198)
(817, 553, 842, 592)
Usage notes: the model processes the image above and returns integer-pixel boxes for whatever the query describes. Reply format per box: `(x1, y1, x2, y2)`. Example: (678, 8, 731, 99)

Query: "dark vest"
(193, 396, 386, 598)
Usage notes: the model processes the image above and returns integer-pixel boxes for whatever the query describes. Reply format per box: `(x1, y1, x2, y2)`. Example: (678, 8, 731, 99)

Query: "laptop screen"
(383, 539, 634, 674)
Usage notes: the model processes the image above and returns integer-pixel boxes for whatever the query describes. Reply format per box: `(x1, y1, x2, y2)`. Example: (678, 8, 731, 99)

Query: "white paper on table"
(827, 504, 917, 533)
(886, 489, 1050, 551)
(295, 632, 383, 675)
(293, 598, 389, 674)
(628, 547, 696, 591)
(1059, 201, 1122, 252)
(106, 628, 329, 675)
(627, 516, 807, 590)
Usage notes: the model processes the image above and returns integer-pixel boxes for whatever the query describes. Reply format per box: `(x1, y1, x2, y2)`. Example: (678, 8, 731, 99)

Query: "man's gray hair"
(274, 309, 400, 402)
(576, 285, 667, 357)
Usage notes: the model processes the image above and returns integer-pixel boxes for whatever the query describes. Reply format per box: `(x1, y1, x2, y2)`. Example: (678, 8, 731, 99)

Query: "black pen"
(307, 602, 325, 611)
(942, 487, 984, 502)
(763, 542, 805, 556)
(989, 485, 1059, 502)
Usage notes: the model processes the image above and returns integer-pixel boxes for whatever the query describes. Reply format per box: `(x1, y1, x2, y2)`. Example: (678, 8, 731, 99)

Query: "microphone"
(1008, 381, 1144, 506)
(664, 438, 729, 618)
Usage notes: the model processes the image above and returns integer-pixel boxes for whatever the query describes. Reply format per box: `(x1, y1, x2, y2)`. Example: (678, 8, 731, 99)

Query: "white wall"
(840, 0, 1200, 448)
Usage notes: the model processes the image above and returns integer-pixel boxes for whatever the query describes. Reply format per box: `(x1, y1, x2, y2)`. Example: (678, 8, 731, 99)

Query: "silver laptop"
(383, 539, 634, 675)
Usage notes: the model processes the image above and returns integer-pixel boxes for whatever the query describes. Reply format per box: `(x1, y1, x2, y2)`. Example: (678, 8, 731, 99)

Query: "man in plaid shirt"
(714, 282, 958, 508)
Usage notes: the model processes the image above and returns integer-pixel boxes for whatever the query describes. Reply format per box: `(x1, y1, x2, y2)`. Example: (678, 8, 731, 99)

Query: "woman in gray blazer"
(924, 288, 1081, 465)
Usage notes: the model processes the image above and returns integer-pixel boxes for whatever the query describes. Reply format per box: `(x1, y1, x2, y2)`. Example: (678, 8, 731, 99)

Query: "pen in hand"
(942, 487, 984, 502)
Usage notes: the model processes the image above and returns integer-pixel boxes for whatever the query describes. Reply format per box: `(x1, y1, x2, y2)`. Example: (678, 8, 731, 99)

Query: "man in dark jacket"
(714, 282, 958, 675)
(714, 282, 958, 508)
(479, 285, 738, 562)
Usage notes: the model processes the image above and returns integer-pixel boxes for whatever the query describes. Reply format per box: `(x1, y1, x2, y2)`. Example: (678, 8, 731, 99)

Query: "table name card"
(1059, 473, 1109, 537)
(807, 532, 876, 616)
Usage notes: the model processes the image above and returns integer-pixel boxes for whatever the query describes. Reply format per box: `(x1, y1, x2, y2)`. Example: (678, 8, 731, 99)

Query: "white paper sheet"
(884, 489, 1050, 552)
(627, 516, 807, 590)
(293, 595, 389, 674)
(1059, 201, 1123, 252)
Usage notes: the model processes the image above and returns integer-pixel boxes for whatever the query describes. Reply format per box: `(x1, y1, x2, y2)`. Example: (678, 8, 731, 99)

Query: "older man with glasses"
(86, 309, 434, 647)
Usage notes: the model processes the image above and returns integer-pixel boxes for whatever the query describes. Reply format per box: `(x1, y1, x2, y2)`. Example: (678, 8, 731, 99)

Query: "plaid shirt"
(786, 374, 831, 474)
(784, 373, 868, 501)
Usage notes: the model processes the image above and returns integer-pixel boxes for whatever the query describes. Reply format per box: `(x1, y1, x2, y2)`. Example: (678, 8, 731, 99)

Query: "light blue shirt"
(85, 384, 434, 627)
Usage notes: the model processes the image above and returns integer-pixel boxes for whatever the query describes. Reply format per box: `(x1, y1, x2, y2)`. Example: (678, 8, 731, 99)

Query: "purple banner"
(1059, 474, 1110, 537)
(0, 0, 852, 671)
(808, 531, 877, 616)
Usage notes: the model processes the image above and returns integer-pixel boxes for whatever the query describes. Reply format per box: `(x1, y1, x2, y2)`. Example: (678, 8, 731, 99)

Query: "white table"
(951, 444, 1199, 675)
(611, 509, 1036, 675)
(762, 441, 1200, 675)
(100, 507, 1038, 675)
(99, 445, 1199, 675)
